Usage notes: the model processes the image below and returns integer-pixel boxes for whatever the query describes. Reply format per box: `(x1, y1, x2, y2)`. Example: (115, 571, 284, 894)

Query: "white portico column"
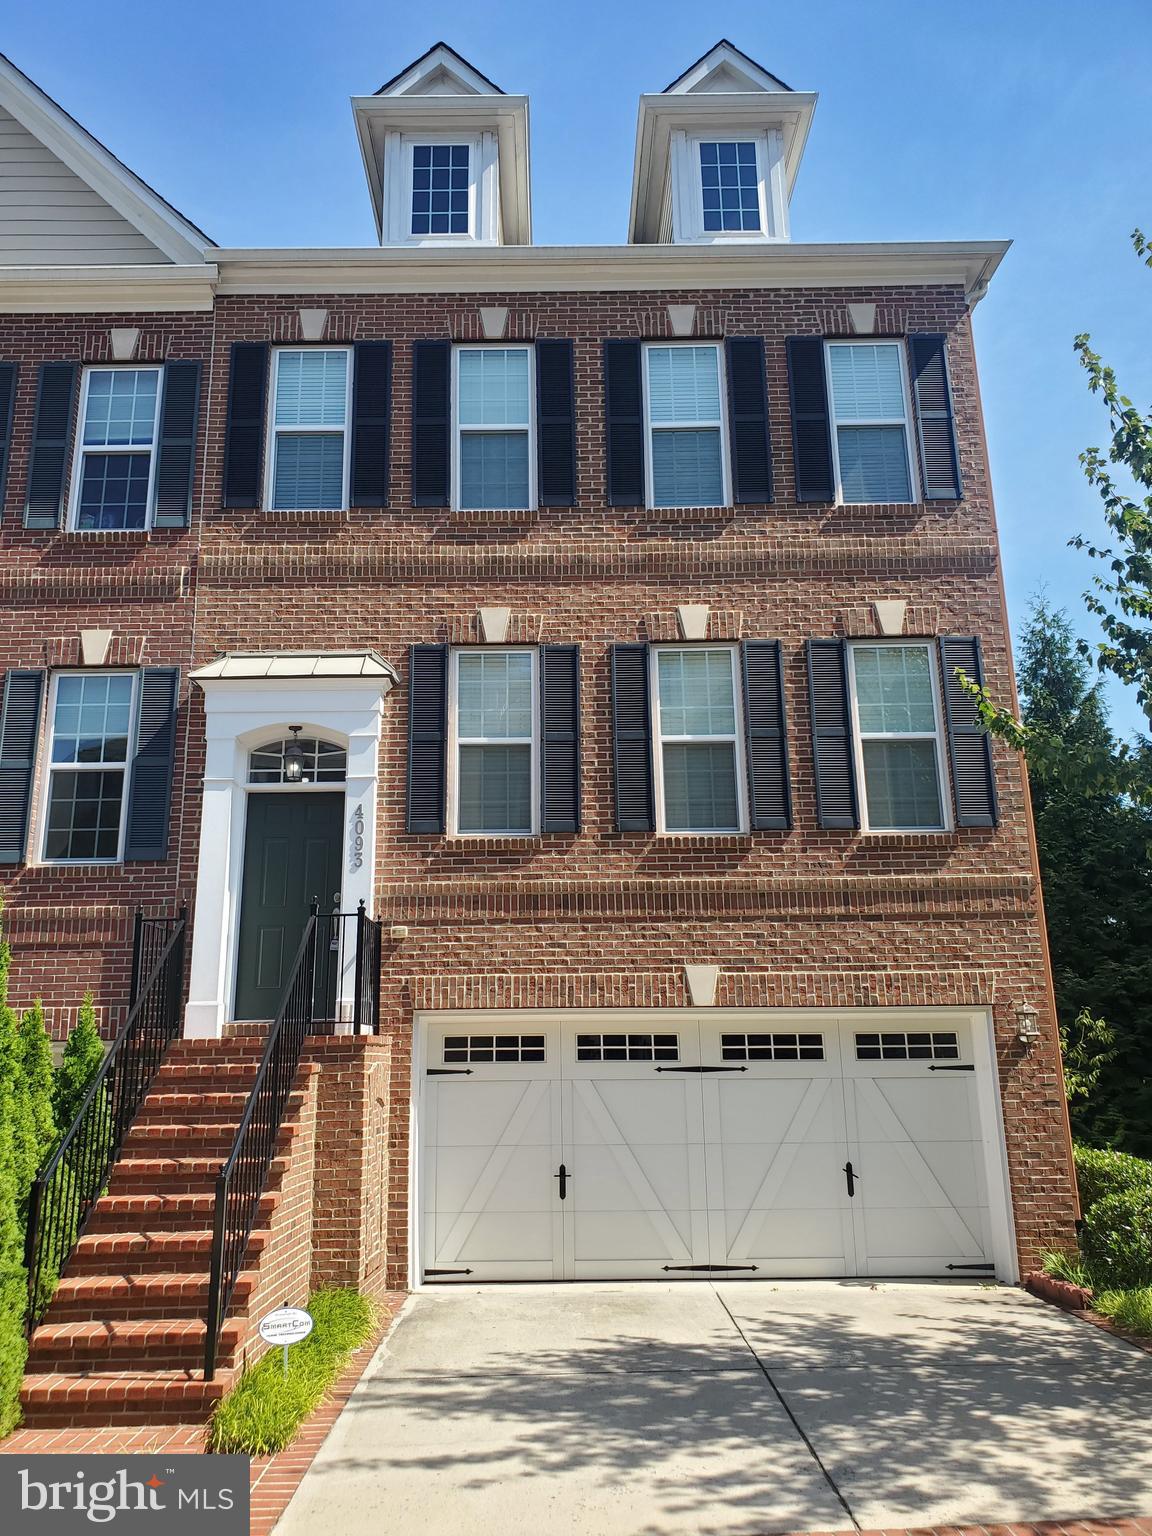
(182, 655, 397, 1040)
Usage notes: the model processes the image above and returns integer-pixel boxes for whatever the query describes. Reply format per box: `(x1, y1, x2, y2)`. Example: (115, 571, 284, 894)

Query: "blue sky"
(8, 0, 1150, 733)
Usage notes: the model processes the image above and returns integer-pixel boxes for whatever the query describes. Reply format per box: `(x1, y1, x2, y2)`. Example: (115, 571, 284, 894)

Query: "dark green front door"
(234, 793, 344, 1020)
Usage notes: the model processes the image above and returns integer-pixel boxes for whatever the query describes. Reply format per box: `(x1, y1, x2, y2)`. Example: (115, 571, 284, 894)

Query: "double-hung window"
(644, 344, 728, 509)
(267, 348, 351, 511)
(453, 346, 534, 511)
(826, 341, 916, 504)
(451, 649, 538, 835)
(847, 642, 949, 832)
(652, 647, 745, 833)
(69, 367, 161, 530)
(42, 672, 136, 862)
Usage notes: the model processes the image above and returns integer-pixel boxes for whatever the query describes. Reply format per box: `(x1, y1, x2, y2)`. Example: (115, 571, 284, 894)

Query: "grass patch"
(1041, 1249, 1093, 1288)
(1094, 1287, 1152, 1339)
(209, 1289, 376, 1455)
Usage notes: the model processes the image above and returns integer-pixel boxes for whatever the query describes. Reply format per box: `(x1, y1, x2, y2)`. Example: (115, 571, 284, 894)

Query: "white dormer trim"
(374, 42, 502, 98)
(670, 128, 788, 244)
(0, 52, 213, 265)
(664, 40, 792, 95)
(381, 130, 501, 246)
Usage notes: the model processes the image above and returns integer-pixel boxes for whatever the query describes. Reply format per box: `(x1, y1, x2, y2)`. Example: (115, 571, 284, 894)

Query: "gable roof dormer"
(351, 43, 531, 247)
(629, 39, 816, 245)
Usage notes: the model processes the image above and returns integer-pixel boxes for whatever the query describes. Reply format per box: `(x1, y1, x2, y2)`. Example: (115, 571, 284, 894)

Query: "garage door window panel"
(849, 642, 949, 832)
(653, 647, 746, 833)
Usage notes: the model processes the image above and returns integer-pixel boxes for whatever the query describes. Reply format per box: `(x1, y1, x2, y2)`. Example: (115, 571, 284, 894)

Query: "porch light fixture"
(1015, 1001, 1042, 1046)
(284, 726, 305, 784)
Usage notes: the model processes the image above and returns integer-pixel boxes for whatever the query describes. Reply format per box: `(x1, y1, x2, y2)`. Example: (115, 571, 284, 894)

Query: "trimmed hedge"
(1081, 1187, 1152, 1291)
(1074, 1144, 1152, 1212)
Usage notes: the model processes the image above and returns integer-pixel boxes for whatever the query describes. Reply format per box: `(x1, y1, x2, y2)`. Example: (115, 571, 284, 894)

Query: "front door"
(234, 792, 344, 1021)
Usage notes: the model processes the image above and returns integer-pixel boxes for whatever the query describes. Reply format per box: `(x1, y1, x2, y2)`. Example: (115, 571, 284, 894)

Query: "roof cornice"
(212, 241, 1010, 304)
(0, 263, 218, 313)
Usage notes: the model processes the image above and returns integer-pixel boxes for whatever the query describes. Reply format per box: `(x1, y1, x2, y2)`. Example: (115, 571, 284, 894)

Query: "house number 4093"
(349, 804, 365, 870)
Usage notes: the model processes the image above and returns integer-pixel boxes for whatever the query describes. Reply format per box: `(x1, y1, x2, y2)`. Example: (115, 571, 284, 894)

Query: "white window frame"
(263, 346, 353, 513)
(670, 128, 788, 244)
(67, 365, 163, 532)
(405, 134, 477, 242)
(381, 131, 498, 246)
(447, 646, 540, 838)
(825, 340, 919, 507)
(451, 344, 537, 514)
(846, 639, 952, 834)
(38, 669, 139, 865)
(650, 643, 748, 835)
(641, 341, 731, 511)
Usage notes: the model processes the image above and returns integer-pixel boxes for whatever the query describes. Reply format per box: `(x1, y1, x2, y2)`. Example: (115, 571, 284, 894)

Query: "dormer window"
(410, 142, 472, 237)
(699, 140, 763, 233)
(671, 129, 783, 243)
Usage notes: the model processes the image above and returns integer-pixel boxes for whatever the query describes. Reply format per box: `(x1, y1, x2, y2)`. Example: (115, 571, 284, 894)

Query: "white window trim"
(382, 130, 498, 247)
(846, 639, 952, 834)
(263, 346, 353, 513)
(447, 646, 540, 837)
(641, 341, 731, 511)
(650, 643, 748, 835)
(66, 365, 163, 533)
(37, 669, 139, 865)
(670, 128, 788, 244)
(451, 344, 537, 514)
(825, 339, 919, 507)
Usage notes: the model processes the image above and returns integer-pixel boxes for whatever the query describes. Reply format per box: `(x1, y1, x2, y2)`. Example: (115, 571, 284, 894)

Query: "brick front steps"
(20, 1040, 309, 1428)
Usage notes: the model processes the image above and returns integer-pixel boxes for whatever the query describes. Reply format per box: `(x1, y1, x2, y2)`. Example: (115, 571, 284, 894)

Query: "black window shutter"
(805, 639, 859, 829)
(222, 342, 268, 509)
(25, 362, 77, 529)
(939, 636, 998, 827)
(536, 340, 576, 506)
(124, 668, 179, 861)
(909, 335, 962, 500)
(726, 338, 773, 504)
(153, 360, 201, 528)
(351, 340, 391, 507)
(610, 643, 654, 831)
(786, 338, 834, 503)
(407, 644, 448, 833)
(741, 640, 791, 829)
(0, 669, 45, 864)
(540, 644, 581, 832)
(412, 341, 451, 508)
(0, 363, 16, 510)
(603, 341, 644, 506)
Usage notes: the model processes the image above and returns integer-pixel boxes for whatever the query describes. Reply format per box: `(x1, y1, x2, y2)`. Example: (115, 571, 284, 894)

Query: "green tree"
(1016, 598, 1152, 1152)
(0, 901, 28, 1435)
(52, 992, 106, 1137)
(17, 1002, 55, 1184)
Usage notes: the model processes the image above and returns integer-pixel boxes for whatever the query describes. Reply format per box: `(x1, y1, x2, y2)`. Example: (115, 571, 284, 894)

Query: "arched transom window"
(248, 737, 347, 784)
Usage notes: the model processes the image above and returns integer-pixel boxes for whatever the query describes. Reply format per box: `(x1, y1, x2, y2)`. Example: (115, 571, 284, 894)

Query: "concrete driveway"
(276, 1281, 1152, 1536)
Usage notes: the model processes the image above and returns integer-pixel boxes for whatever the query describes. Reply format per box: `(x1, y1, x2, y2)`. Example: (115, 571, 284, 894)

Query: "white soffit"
(192, 650, 399, 683)
(351, 43, 531, 244)
(0, 51, 213, 265)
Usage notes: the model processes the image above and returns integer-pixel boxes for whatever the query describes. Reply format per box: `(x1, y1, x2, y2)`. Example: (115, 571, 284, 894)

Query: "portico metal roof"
(191, 650, 398, 682)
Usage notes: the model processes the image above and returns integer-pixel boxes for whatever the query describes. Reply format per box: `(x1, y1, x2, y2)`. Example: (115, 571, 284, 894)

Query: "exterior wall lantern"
(284, 726, 305, 784)
(1015, 1001, 1042, 1046)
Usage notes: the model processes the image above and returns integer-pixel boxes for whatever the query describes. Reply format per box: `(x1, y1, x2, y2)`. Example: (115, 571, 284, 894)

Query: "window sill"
(849, 830, 964, 847)
(252, 507, 351, 523)
(428, 834, 574, 851)
(447, 507, 540, 527)
(57, 529, 152, 542)
(608, 833, 756, 849)
(638, 504, 735, 523)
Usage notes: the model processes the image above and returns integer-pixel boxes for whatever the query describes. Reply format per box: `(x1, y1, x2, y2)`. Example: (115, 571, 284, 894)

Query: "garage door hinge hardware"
(945, 1262, 995, 1271)
(427, 1068, 474, 1075)
(655, 1065, 748, 1073)
(425, 1268, 474, 1276)
(662, 1263, 759, 1272)
(928, 1064, 975, 1072)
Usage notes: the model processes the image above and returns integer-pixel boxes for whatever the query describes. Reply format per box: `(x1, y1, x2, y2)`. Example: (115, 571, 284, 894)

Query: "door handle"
(843, 1160, 859, 1198)
(554, 1164, 569, 1200)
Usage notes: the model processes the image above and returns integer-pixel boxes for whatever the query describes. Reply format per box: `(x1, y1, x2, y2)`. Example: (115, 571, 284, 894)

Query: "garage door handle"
(843, 1161, 859, 1198)
(554, 1164, 569, 1200)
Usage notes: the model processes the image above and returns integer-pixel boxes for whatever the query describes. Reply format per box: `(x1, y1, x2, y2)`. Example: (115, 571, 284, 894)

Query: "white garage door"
(419, 1015, 1000, 1282)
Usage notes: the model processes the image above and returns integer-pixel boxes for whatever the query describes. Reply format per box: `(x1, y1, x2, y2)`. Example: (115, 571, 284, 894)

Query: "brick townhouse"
(0, 40, 1079, 1423)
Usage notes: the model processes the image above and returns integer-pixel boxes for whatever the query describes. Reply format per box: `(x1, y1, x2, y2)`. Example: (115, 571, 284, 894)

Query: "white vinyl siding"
(266, 348, 352, 511)
(450, 649, 538, 835)
(41, 672, 137, 863)
(826, 341, 916, 505)
(0, 105, 167, 265)
(68, 366, 162, 531)
(643, 344, 729, 509)
(652, 646, 746, 833)
(847, 642, 949, 832)
(453, 346, 535, 511)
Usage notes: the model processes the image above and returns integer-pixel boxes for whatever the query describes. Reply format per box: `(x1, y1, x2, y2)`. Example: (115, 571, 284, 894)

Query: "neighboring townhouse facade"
(0, 39, 1078, 1418)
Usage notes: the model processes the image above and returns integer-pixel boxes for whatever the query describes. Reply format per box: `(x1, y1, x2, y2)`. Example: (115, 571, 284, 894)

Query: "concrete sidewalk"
(275, 1281, 1152, 1536)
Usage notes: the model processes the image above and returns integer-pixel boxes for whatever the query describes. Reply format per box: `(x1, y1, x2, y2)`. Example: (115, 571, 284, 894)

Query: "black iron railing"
(313, 902, 383, 1033)
(204, 910, 318, 1379)
(24, 909, 187, 1327)
(131, 908, 186, 1004)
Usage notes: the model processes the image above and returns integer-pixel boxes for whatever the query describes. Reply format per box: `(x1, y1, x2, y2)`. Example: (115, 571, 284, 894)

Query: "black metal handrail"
(204, 909, 319, 1378)
(24, 909, 187, 1328)
(313, 901, 383, 1033)
(131, 908, 185, 1004)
